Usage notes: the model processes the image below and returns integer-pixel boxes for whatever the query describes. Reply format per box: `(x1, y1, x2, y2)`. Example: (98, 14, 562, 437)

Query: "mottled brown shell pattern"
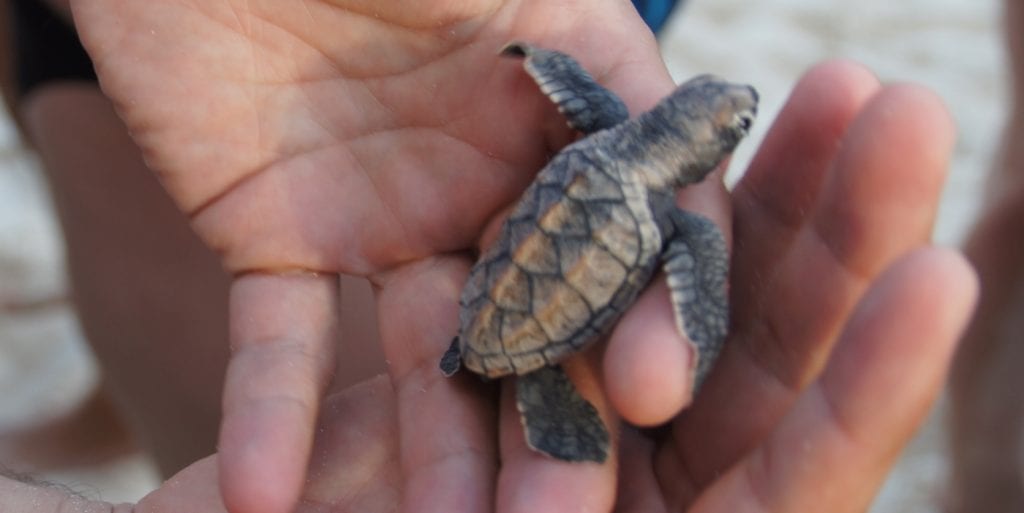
(457, 135, 661, 378)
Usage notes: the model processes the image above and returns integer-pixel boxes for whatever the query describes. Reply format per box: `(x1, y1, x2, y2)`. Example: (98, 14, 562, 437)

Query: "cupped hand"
(67, 2, 676, 512)
(604, 62, 977, 512)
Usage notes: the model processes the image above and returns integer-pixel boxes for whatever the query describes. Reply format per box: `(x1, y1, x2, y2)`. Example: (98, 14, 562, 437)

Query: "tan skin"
(58, 1, 975, 513)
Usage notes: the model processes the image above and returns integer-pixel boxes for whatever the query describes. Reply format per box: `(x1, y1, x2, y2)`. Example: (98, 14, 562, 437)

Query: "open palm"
(75, 0, 668, 275)
(70, 2, 677, 512)
(69, 2, 976, 513)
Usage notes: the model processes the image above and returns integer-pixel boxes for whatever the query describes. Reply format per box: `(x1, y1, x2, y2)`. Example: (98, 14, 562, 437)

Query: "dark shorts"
(9, 0, 97, 97)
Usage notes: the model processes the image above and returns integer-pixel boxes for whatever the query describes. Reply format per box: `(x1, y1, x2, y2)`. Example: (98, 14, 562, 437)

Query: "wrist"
(0, 472, 131, 513)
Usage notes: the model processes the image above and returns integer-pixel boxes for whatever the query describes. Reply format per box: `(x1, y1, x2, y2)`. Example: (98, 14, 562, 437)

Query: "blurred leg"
(0, 0, 230, 478)
(20, 84, 231, 477)
(947, 0, 1024, 510)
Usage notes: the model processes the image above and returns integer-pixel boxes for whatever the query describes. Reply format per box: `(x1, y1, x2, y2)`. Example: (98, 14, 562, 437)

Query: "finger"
(670, 80, 956, 488)
(688, 248, 977, 513)
(603, 61, 874, 425)
(732, 60, 880, 278)
(615, 426, 668, 513)
(219, 273, 340, 513)
(496, 356, 618, 513)
(603, 175, 736, 427)
(604, 162, 733, 426)
(373, 257, 498, 513)
(605, 276, 694, 425)
(303, 376, 401, 512)
(739, 82, 954, 385)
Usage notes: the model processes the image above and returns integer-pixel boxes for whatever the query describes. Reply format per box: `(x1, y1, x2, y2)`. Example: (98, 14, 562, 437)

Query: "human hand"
(128, 376, 401, 513)
(66, 1, 974, 511)
(603, 62, 977, 511)
(66, 2, 675, 512)
(0, 376, 400, 513)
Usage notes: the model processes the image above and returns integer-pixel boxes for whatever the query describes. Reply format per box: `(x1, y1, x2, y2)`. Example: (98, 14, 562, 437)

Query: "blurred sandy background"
(0, 0, 1006, 509)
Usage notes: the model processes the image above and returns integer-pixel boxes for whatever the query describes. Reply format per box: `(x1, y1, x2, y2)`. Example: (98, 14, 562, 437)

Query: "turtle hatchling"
(440, 42, 758, 463)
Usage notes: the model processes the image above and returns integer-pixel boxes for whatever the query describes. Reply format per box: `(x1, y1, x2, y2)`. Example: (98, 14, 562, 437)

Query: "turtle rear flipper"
(502, 42, 629, 134)
(662, 209, 730, 390)
(515, 365, 609, 463)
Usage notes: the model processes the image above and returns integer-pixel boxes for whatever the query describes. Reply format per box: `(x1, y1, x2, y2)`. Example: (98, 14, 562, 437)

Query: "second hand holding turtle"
(441, 42, 758, 463)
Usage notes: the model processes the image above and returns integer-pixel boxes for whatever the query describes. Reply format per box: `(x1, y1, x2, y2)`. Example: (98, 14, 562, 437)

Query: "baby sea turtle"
(440, 42, 758, 463)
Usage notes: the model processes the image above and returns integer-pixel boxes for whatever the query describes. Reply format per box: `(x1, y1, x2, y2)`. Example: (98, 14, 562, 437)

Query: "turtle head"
(634, 75, 759, 188)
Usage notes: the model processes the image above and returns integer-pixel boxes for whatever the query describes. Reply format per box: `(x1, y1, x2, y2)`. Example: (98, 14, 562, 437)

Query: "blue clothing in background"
(631, 0, 684, 34)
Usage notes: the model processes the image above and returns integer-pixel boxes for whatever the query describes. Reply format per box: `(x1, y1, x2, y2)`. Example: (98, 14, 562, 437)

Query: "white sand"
(0, 0, 1005, 508)
(664, 0, 1005, 246)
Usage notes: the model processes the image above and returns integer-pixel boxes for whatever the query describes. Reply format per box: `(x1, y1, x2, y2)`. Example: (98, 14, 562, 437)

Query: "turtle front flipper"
(502, 42, 629, 134)
(516, 365, 609, 463)
(662, 209, 730, 390)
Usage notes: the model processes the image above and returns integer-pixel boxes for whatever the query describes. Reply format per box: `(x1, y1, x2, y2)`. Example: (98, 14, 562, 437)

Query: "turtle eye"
(733, 111, 754, 134)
